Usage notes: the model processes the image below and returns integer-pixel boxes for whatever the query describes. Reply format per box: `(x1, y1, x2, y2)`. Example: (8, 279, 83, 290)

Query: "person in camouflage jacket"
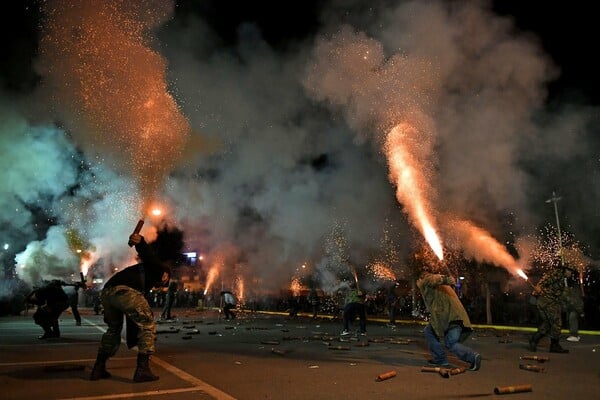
(528, 266, 573, 353)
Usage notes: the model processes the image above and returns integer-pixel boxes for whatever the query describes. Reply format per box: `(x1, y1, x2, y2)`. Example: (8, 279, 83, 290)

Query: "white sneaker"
(566, 335, 580, 342)
(340, 330, 351, 336)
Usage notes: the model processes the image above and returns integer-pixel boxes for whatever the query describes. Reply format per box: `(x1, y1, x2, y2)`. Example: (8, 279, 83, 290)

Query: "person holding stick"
(417, 264, 481, 371)
(90, 221, 171, 383)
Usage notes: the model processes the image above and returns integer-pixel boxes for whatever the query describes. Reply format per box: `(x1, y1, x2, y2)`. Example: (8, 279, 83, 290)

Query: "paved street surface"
(1, 308, 598, 400)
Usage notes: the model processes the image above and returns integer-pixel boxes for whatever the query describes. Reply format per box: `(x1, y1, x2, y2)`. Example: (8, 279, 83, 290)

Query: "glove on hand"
(444, 276, 456, 287)
(128, 233, 142, 247)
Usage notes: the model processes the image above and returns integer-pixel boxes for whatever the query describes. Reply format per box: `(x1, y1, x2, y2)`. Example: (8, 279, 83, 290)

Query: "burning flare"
(385, 122, 443, 260)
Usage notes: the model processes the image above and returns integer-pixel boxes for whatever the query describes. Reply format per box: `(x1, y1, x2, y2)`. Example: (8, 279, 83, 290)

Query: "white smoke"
(1, 0, 598, 301)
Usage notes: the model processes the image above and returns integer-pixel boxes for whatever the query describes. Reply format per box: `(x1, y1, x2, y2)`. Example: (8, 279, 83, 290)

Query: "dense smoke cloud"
(1, 0, 598, 300)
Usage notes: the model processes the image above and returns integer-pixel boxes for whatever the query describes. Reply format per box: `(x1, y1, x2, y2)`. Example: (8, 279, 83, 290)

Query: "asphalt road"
(1, 308, 598, 400)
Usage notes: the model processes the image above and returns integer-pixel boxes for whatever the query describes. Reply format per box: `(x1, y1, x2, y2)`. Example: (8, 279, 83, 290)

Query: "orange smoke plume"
(450, 218, 520, 274)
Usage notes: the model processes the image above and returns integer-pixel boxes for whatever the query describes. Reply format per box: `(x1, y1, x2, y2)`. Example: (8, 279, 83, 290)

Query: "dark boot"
(549, 338, 569, 353)
(51, 321, 60, 338)
(133, 353, 159, 382)
(90, 351, 112, 380)
(38, 326, 53, 339)
(528, 332, 544, 352)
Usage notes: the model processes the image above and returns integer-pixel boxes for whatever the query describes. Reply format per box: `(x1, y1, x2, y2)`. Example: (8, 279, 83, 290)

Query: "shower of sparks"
(39, 0, 192, 210)
(366, 261, 396, 282)
(385, 122, 443, 260)
(235, 276, 245, 304)
(529, 225, 590, 289)
(204, 264, 220, 295)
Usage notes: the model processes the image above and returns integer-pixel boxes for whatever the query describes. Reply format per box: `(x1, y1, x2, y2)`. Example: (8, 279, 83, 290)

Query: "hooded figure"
(90, 233, 170, 383)
(417, 267, 481, 370)
(26, 280, 69, 339)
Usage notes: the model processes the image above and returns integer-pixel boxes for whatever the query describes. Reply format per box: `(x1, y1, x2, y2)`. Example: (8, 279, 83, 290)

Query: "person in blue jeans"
(417, 266, 481, 371)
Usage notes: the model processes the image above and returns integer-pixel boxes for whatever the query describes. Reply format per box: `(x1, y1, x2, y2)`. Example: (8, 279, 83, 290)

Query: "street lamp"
(545, 191, 564, 266)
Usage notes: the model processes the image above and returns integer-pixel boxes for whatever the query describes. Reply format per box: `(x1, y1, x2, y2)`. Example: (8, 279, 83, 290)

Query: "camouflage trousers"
(99, 285, 156, 356)
(536, 297, 562, 339)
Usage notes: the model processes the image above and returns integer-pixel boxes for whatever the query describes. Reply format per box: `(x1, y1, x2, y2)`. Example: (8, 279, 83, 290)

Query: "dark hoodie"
(103, 238, 170, 293)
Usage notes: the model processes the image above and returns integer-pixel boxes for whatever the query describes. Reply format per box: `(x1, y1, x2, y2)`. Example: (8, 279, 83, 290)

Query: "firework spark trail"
(38, 0, 191, 211)
(204, 265, 220, 295)
(385, 122, 444, 260)
(450, 218, 520, 274)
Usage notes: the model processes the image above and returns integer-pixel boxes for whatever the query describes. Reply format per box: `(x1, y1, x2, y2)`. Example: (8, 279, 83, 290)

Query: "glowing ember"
(385, 122, 443, 260)
(516, 269, 528, 280)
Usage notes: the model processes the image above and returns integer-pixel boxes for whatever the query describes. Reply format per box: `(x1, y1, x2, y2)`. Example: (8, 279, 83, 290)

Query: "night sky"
(1, 0, 599, 293)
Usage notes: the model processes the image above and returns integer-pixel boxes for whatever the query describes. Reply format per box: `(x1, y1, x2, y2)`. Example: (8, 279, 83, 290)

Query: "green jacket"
(345, 289, 365, 305)
(417, 272, 472, 339)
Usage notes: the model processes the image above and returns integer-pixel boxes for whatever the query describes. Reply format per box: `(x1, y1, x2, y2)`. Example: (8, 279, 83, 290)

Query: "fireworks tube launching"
(385, 122, 443, 260)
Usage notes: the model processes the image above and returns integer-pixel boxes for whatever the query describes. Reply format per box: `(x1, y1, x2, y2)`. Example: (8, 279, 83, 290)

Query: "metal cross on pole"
(545, 191, 565, 267)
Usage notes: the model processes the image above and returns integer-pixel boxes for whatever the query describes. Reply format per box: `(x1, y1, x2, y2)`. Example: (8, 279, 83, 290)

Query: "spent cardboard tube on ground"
(421, 366, 450, 378)
(494, 384, 533, 394)
(520, 355, 549, 363)
(375, 371, 397, 381)
(519, 364, 545, 373)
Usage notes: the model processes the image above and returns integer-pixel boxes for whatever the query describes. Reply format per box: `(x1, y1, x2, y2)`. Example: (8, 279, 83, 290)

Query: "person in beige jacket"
(417, 267, 481, 370)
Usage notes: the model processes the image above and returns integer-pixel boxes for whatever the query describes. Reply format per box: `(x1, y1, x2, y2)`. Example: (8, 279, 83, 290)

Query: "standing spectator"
(565, 271, 585, 342)
(341, 284, 366, 336)
(61, 281, 85, 326)
(161, 281, 178, 321)
(90, 233, 171, 382)
(386, 283, 400, 328)
(417, 267, 481, 371)
(25, 280, 69, 339)
(220, 290, 237, 320)
(528, 266, 572, 353)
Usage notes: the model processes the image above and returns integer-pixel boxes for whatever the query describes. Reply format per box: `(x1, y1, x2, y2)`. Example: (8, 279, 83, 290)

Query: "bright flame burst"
(516, 268, 528, 280)
(385, 122, 443, 260)
(290, 277, 302, 297)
